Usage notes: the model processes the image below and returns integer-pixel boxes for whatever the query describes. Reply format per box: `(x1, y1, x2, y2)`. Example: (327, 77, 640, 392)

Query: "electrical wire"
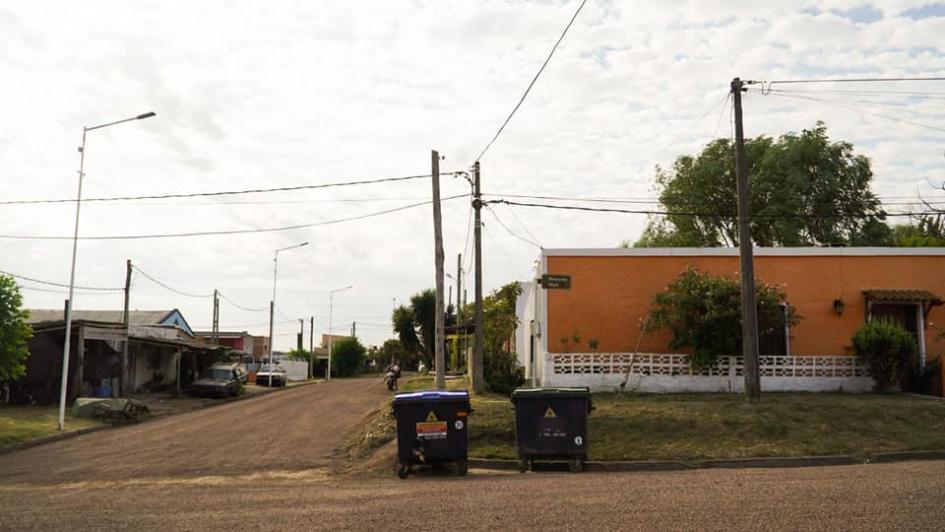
(488, 199, 938, 219)
(474, 0, 588, 162)
(483, 193, 945, 209)
(132, 266, 214, 298)
(0, 269, 123, 291)
(503, 202, 544, 247)
(0, 173, 437, 206)
(218, 293, 269, 313)
(761, 90, 945, 134)
(765, 77, 945, 87)
(0, 194, 469, 241)
(485, 204, 542, 249)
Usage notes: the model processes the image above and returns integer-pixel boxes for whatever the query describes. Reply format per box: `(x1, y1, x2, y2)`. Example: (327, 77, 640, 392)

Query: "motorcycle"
(384, 364, 401, 391)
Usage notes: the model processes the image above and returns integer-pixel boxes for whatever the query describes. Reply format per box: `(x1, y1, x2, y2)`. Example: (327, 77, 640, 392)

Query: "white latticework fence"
(545, 353, 873, 393)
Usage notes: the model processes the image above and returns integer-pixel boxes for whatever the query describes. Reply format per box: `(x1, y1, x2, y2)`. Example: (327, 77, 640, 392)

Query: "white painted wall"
(278, 360, 309, 381)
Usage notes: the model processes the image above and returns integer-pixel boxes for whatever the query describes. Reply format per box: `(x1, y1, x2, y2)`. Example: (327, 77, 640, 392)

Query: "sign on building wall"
(541, 274, 571, 290)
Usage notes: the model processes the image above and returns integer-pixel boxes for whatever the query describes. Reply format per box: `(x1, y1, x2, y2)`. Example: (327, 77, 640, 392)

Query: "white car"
(255, 365, 288, 387)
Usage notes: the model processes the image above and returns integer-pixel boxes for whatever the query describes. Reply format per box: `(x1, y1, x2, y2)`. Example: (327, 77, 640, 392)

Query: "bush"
(330, 337, 366, 377)
(852, 319, 918, 392)
(484, 349, 524, 396)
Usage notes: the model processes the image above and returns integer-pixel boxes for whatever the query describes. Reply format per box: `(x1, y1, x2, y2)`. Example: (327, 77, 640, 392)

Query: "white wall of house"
(131, 345, 180, 392)
(278, 360, 309, 381)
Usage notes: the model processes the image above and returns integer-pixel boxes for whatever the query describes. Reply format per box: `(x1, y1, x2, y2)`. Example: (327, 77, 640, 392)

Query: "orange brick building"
(519, 248, 945, 394)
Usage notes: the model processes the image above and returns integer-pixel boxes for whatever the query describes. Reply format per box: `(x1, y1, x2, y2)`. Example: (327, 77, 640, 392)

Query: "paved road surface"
(0, 377, 387, 484)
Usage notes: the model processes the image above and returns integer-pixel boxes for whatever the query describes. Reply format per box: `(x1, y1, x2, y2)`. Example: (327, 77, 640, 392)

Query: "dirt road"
(1, 460, 943, 530)
(0, 377, 387, 484)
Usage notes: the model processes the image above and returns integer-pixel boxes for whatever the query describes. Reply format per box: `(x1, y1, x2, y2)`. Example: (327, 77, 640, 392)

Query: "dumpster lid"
(511, 387, 590, 399)
(393, 389, 470, 403)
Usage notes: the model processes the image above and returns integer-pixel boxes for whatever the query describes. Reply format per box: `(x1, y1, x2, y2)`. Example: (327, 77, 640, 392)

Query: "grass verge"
(0, 406, 104, 447)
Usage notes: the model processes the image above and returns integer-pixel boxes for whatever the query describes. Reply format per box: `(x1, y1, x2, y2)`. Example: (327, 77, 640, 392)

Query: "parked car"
(255, 365, 288, 387)
(187, 363, 244, 398)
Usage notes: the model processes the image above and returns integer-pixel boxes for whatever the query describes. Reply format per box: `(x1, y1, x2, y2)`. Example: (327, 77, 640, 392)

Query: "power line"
(484, 193, 945, 209)
(474, 0, 588, 162)
(0, 173, 439, 206)
(488, 199, 938, 219)
(218, 293, 269, 313)
(761, 90, 945, 134)
(502, 202, 544, 247)
(0, 269, 123, 291)
(765, 76, 945, 87)
(0, 194, 469, 241)
(132, 266, 214, 298)
(485, 204, 542, 249)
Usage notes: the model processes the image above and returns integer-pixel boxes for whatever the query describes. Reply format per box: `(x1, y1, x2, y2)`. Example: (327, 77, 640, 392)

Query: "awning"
(863, 289, 943, 305)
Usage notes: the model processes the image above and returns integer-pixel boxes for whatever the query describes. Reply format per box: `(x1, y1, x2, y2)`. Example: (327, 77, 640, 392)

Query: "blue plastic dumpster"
(391, 390, 471, 479)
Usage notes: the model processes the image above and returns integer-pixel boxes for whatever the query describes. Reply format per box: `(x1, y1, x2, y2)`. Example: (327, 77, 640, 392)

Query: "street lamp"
(268, 241, 308, 386)
(58, 111, 156, 432)
(327, 284, 353, 381)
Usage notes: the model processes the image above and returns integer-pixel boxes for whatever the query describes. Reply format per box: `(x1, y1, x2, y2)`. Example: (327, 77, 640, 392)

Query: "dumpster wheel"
(518, 458, 532, 473)
(568, 458, 584, 473)
(397, 464, 410, 479)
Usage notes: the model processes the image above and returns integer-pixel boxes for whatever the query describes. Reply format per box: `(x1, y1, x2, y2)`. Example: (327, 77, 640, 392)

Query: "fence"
(545, 353, 873, 393)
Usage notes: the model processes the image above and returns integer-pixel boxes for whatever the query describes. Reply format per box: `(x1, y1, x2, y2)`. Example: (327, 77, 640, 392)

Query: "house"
(15, 308, 223, 404)
(518, 247, 945, 394)
(193, 330, 267, 362)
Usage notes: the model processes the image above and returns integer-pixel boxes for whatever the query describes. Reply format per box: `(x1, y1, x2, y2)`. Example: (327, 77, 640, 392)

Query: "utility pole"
(298, 318, 304, 351)
(732, 77, 761, 401)
(431, 150, 446, 390)
(471, 161, 485, 393)
(121, 259, 132, 395)
(211, 289, 220, 345)
(309, 316, 314, 380)
(351, 321, 356, 338)
(456, 253, 463, 370)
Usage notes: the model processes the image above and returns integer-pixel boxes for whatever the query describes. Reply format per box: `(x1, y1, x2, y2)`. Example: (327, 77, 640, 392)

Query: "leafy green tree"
(647, 269, 799, 369)
(285, 348, 311, 363)
(0, 275, 32, 381)
(330, 337, 366, 377)
(635, 123, 889, 247)
(410, 289, 436, 368)
(894, 215, 945, 247)
(461, 282, 525, 395)
(392, 305, 420, 357)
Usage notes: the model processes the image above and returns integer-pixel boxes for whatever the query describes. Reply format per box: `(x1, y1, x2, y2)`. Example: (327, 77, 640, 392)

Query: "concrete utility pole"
(121, 259, 132, 395)
(211, 289, 220, 345)
(298, 318, 304, 351)
(731, 77, 761, 401)
(309, 316, 314, 380)
(471, 161, 485, 393)
(431, 150, 446, 390)
(351, 321, 356, 338)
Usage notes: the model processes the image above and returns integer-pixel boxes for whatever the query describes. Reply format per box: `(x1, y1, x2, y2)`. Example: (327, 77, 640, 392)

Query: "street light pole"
(327, 285, 353, 381)
(268, 241, 308, 386)
(58, 111, 156, 432)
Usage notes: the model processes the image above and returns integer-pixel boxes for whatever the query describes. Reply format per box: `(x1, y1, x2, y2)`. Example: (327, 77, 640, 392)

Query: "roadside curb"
(468, 451, 945, 473)
(0, 379, 320, 456)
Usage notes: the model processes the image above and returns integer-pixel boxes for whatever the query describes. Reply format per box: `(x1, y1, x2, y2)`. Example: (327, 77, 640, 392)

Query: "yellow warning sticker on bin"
(544, 406, 557, 418)
(416, 411, 448, 439)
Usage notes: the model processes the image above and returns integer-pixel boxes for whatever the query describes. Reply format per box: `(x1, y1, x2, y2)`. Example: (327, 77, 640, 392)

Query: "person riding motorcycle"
(384, 360, 402, 391)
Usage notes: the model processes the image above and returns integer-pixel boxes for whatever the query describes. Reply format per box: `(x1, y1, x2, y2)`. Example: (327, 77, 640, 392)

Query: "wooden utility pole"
(309, 316, 314, 379)
(121, 259, 132, 395)
(471, 161, 485, 393)
(431, 150, 446, 390)
(731, 77, 761, 401)
(298, 318, 304, 351)
(351, 321, 356, 338)
(211, 289, 220, 344)
(456, 253, 463, 369)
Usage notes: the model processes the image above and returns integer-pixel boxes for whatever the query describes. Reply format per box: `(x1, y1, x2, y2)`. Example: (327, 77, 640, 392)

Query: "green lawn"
(0, 406, 103, 447)
(390, 377, 945, 461)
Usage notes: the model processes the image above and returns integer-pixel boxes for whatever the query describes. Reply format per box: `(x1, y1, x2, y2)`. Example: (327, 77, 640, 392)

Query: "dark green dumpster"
(391, 390, 471, 479)
(511, 387, 593, 472)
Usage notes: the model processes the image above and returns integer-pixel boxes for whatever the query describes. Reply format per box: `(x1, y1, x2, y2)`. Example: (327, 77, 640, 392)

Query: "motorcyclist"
(384, 360, 401, 390)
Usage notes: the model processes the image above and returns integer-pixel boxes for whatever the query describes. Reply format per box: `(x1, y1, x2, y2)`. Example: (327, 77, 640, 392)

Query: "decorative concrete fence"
(545, 353, 873, 393)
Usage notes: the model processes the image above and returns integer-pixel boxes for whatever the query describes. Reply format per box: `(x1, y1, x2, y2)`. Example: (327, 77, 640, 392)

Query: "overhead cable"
(0, 195, 468, 241)
(0, 268, 123, 291)
(132, 266, 214, 298)
(474, 0, 588, 162)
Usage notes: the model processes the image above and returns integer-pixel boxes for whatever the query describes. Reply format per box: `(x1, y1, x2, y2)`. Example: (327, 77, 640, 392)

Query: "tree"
(635, 123, 890, 247)
(462, 282, 525, 395)
(409, 289, 436, 368)
(894, 215, 945, 247)
(285, 348, 311, 363)
(0, 275, 32, 381)
(330, 337, 366, 377)
(647, 269, 799, 369)
(392, 305, 420, 358)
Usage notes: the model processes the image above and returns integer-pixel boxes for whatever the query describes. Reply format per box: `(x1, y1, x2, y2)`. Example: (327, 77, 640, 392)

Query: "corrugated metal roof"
(26, 309, 174, 326)
(863, 290, 943, 303)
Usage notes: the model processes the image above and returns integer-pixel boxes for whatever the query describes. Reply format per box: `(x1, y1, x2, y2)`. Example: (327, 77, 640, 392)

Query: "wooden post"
(432, 150, 446, 390)
(74, 323, 85, 400)
(175, 347, 182, 396)
(471, 161, 485, 393)
(309, 316, 315, 380)
(121, 259, 131, 395)
(732, 77, 761, 401)
(456, 253, 463, 371)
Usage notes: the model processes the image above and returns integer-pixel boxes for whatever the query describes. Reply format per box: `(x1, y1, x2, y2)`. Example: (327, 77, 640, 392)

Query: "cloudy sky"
(2, 0, 944, 349)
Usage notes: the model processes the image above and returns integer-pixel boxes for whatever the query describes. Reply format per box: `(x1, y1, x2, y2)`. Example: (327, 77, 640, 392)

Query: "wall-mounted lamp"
(832, 298, 845, 316)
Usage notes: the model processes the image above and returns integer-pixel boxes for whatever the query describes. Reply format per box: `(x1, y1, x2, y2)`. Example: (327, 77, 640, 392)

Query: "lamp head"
(136, 112, 157, 120)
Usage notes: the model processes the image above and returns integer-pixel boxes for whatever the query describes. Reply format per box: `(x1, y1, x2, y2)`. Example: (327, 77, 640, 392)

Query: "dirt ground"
(2, 377, 944, 530)
(0, 377, 387, 484)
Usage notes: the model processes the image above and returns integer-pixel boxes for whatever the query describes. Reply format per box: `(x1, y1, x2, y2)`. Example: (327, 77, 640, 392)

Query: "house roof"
(26, 309, 195, 336)
(863, 290, 943, 304)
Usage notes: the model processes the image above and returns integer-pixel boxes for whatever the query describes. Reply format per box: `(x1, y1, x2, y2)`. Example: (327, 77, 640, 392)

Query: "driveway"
(0, 376, 387, 484)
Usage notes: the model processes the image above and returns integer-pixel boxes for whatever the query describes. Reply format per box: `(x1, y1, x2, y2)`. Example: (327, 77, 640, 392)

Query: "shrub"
(852, 319, 918, 392)
(484, 349, 524, 396)
(330, 337, 366, 377)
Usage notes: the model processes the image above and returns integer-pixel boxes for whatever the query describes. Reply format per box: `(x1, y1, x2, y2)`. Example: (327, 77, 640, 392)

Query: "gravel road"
(1, 378, 943, 530)
(0, 377, 387, 484)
